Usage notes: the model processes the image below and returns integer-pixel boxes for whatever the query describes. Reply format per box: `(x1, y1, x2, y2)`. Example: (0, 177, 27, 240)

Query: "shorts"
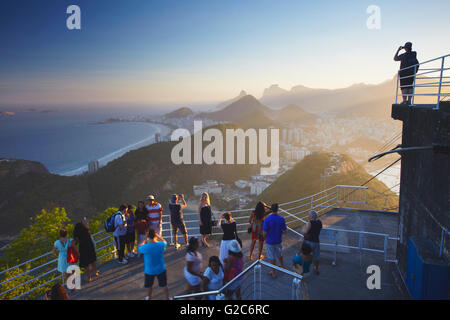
(266, 243, 282, 260)
(145, 270, 167, 288)
(137, 234, 147, 245)
(125, 232, 135, 244)
(304, 240, 320, 261)
(171, 219, 187, 235)
(292, 255, 312, 274)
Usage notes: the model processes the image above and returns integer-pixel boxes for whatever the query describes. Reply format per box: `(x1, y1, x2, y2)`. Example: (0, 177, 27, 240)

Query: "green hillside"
(0, 123, 257, 237)
(251, 152, 398, 212)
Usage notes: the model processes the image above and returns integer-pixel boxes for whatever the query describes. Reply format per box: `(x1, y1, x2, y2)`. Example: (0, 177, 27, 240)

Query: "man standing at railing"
(303, 210, 322, 275)
(263, 203, 287, 278)
(146, 195, 163, 236)
(169, 194, 188, 250)
(394, 42, 419, 105)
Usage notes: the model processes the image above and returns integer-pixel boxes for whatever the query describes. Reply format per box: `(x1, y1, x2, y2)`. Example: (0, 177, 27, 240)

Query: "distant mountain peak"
(262, 84, 289, 97)
(163, 107, 194, 119)
(216, 90, 249, 110)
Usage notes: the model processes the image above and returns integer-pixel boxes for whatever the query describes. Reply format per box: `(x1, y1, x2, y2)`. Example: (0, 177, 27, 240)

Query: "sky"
(1, 0, 450, 108)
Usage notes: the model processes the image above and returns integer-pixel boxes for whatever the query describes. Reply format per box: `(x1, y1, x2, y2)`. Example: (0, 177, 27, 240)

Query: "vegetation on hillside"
(250, 152, 398, 212)
(0, 207, 119, 300)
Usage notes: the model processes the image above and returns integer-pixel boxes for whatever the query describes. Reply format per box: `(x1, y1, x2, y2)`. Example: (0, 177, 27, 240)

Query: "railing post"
(291, 278, 302, 300)
(258, 263, 262, 300)
(333, 231, 338, 266)
(395, 71, 399, 104)
(384, 235, 389, 262)
(310, 196, 314, 211)
(439, 229, 445, 257)
(437, 56, 445, 110)
(411, 65, 417, 106)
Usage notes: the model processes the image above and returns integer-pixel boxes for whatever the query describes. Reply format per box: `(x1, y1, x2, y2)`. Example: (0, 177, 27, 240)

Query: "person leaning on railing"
(394, 42, 419, 105)
(73, 217, 98, 282)
(302, 210, 322, 275)
(248, 202, 272, 261)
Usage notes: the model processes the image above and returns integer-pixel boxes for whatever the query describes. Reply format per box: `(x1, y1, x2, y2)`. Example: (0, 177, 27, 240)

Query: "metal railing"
(173, 259, 303, 300)
(395, 54, 450, 109)
(1, 185, 394, 300)
(0, 230, 117, 300)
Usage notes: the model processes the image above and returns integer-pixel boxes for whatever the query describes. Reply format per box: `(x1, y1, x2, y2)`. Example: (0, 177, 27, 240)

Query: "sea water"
(0, 109, 169, 175)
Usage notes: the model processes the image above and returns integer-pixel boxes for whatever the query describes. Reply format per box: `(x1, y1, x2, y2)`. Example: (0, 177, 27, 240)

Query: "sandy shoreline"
(59, 122, 172, 176)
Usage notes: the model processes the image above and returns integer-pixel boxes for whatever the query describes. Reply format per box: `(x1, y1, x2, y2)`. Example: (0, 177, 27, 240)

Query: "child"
(292, 242, 313, 276)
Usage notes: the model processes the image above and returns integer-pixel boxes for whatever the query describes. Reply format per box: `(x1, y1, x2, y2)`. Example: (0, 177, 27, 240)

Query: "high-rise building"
(88, 160, 99, 174)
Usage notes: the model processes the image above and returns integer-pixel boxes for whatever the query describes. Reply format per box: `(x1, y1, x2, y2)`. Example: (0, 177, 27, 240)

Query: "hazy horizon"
(1, 0, 449, 108)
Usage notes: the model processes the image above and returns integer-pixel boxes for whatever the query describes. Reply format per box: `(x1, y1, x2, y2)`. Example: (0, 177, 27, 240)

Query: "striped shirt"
(146, 202, 163, 225)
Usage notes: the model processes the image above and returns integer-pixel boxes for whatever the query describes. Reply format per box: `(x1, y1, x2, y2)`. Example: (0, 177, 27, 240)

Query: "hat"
(170, 194, 177, 203)
(147, 195, 155, 201)
(228, 239, 241, 253)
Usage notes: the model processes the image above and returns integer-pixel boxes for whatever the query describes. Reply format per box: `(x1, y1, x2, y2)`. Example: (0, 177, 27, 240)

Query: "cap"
(147, 195, 155, 201)
(228, 239, 242, 253)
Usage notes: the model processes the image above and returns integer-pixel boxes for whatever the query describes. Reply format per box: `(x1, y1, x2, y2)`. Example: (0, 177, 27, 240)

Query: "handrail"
(396, 53, 449, 109)
(0, 185, 372, 300)
(173, 259, 303, 300)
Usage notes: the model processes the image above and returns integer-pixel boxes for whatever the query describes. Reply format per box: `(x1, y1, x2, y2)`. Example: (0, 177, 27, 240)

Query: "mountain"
(276, 104, 318, 125)
(0, 124, 258, 237)
(235, 110, 278, 129)
(163, 107, 194, 119)
(200, 95, 273, 123)
(259, 78, 397, 119)
(251, 152, 398, 211)
(262, 85, 290, 98)
(216, 90, 248, 110)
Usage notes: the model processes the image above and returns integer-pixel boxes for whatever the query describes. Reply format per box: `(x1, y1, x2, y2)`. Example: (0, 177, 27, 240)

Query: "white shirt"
(203, 267, 224, 291)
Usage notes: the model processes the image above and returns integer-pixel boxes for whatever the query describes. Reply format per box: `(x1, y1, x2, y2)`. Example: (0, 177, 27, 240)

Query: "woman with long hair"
(183, 237, 205, 299)
(198, 192, 213, 247)
(125, 204, 136, 258)
(73, 217, 98, 282)
(248, 201, 271, 260)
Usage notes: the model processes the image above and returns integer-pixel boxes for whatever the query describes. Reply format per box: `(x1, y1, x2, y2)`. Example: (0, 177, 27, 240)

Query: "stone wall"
(391, 103, 450, 275)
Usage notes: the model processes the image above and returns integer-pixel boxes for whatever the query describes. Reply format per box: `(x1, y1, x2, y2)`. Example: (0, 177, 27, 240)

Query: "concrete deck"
(70, 208, 408, 300)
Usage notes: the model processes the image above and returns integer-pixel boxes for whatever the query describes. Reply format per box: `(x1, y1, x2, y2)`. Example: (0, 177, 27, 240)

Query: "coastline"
(59, 122, 172, 176)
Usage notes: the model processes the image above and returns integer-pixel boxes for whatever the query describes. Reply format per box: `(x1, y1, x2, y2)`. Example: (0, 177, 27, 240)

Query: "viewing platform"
(70, 208, 407, 300)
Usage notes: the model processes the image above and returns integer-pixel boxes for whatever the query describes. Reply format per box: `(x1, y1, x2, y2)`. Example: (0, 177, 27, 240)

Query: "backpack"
(104, 212, 119, 233)
(66, 239, 79, 264)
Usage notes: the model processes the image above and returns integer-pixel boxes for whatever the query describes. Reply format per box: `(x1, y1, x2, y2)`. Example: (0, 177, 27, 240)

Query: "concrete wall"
(391, 104, 450, 275)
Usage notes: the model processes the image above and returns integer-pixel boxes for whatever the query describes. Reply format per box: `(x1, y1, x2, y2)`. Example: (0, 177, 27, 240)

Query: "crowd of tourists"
(51, 191, 323, 300)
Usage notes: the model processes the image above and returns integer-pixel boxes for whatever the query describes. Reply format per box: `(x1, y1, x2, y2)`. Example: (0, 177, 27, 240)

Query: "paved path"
(71, 209, 408, 300)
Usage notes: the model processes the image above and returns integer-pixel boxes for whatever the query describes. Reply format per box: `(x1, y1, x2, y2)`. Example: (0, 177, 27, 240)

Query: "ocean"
(0, 109, 170, 175)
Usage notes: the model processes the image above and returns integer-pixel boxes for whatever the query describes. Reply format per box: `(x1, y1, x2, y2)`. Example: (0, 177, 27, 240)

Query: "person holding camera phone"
(218, 212, 239, 266)
(138, 228, 170, 300)
(394, 42, 419, 105)
(169, 193, 188, 250)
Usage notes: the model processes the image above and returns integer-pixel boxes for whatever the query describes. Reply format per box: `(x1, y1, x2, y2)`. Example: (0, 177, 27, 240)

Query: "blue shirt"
(263, 213, 286, 245)
(138, 241, 167, 275)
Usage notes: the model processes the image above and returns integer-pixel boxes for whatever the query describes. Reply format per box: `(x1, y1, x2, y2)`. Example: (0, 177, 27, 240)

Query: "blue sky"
(1, 0, 449, 107)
